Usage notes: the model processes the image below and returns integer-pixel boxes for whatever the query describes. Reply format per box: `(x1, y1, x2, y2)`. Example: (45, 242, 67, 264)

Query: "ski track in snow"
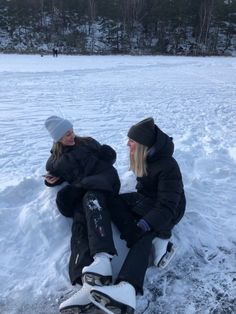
(0, 55, 236, 313)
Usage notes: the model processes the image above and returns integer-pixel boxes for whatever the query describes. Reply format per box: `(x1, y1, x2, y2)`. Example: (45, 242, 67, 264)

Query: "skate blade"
(60, 304, 102, 314)
(157, 243, 177, 269)
(90, 290, 134, 314)
(83, 273, 112, 286)
(60, 304, 93, 314)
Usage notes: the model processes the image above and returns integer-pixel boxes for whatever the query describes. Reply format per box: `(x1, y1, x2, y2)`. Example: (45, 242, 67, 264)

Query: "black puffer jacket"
(134, 125, 186, 232)
(45, 137, 120, 194)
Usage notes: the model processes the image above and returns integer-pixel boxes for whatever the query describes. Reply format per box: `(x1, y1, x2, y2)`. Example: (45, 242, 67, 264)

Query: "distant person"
(44, 116, 120, 312)
(89, 117, 186, 314)
(52, 48, 58, 57)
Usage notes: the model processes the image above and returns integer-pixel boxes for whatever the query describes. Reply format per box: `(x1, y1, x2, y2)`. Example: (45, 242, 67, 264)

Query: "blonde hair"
(129, 142, 148, 177)
(52, 141, 63, 160)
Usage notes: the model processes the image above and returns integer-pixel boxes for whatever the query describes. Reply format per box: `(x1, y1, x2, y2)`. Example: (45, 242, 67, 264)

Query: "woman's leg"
(60, 191, 116, 312)
(56, 185, 86, 217)
(82, 191, 117, 256)
(79, 191, 117, 286)
(69, 210, 93, 285)
(108, 193, 146, 248)
(89, 233, 154, 313)
(117, 232, 154, 294)
(60, 210, 94, 312)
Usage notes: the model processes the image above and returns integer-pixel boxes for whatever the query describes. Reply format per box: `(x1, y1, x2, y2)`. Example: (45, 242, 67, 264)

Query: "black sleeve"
(45, 154, 62, 177)
(44, 153, 65, 186)
(86, 138, 117, 165)
(87, 138, 102, 150)
(99, 144, 117, 164)
(143, 164, 183, 232)
(45, 154, 55, 174)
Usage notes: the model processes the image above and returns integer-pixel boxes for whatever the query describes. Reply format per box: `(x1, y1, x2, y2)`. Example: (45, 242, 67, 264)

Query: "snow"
(0, 54, 236, 313)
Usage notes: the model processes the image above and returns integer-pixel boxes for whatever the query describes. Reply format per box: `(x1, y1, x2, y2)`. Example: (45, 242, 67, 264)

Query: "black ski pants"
(108, 193, 162, 294)
(57, 187, 117, 285)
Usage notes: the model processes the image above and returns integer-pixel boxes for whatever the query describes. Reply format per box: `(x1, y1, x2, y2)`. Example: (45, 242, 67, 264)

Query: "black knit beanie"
(128, 117, 156, 148)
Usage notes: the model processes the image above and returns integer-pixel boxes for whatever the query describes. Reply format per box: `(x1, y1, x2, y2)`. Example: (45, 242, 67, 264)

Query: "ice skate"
(152, 237, 176, 268)
(89, 281, 136, 314)
(82, 253, 112, 286)
(59, 282, 93, 313)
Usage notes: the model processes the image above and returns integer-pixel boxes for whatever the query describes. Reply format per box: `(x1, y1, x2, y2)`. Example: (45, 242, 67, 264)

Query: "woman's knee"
(56, 185, 80, 217)
(82, 191, 107, 210)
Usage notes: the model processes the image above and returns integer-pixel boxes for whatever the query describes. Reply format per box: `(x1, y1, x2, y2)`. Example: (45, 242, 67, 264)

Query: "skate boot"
(152, 237, 176, 268)
(59, 282, 93, 313)
(90, 281, 136, 314)
(82, 253, 112, 286)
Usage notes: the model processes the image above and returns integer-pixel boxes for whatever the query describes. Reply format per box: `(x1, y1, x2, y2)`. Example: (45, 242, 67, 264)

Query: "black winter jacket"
(134, 125, 186, 233)
(45, 137, 120, 194)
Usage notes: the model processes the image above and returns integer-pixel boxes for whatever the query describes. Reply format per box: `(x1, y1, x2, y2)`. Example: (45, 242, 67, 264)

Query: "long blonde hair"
(129, 141, 148, 177)
(52, 136, 92, 160)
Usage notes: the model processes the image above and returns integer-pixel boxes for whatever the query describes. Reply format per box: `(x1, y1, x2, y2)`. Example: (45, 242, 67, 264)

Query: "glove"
(137, 219, 151, 232)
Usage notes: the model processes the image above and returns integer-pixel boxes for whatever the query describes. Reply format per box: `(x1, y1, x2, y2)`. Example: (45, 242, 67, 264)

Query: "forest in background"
(0, 0, 235, 55)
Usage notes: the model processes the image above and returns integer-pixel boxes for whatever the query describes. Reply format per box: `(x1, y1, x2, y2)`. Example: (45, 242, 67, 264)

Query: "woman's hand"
(44, 174, 60, 184)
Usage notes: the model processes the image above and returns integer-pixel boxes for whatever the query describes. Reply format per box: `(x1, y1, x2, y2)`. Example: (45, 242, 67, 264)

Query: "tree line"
(0, 0, 235, 55)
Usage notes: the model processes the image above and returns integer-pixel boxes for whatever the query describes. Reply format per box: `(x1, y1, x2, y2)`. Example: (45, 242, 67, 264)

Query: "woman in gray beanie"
(44, 116, 120, 313)
(89, 117, 186, 314)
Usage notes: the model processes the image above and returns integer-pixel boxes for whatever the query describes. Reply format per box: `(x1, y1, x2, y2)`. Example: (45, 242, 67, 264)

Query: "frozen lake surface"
(0, 54, 236, 313)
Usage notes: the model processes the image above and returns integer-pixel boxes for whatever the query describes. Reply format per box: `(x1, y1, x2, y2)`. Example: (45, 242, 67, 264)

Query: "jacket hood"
(147, 125, 174, 161)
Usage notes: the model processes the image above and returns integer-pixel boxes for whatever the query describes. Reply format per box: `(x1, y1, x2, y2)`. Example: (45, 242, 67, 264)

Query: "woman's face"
(60, 129, 75, 146)
(127, 138, 136, 156)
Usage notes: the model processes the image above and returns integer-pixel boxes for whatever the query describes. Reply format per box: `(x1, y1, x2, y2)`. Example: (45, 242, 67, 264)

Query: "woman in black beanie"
(89, 117, 186, 314)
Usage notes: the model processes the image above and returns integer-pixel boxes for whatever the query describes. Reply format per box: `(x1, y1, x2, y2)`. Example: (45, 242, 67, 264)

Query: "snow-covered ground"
(0, 54, 235, 314)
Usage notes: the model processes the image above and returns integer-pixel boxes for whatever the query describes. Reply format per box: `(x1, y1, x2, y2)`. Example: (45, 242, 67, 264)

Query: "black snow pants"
(108, 192, 173, 294)
(69, 191, 117, 284)
(57, 187, 117, 285)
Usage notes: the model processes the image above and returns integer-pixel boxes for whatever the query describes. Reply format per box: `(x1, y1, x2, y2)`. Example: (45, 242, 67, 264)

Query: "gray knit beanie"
(128, 117, 156, 148)
(45, 116, 73, 142)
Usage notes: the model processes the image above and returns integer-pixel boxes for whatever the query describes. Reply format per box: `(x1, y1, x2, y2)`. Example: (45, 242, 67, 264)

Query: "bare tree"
(198, 0, 214, 44)
(88, 0, 96, 22)
(88, 0, 96, 52)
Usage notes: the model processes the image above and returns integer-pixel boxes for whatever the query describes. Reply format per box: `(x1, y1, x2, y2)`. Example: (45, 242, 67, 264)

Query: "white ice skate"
(89, 281, 136, 314)
(152, 237, 176, 269)
(82, 253, 112, 286)
(59, 282, 93, 313)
